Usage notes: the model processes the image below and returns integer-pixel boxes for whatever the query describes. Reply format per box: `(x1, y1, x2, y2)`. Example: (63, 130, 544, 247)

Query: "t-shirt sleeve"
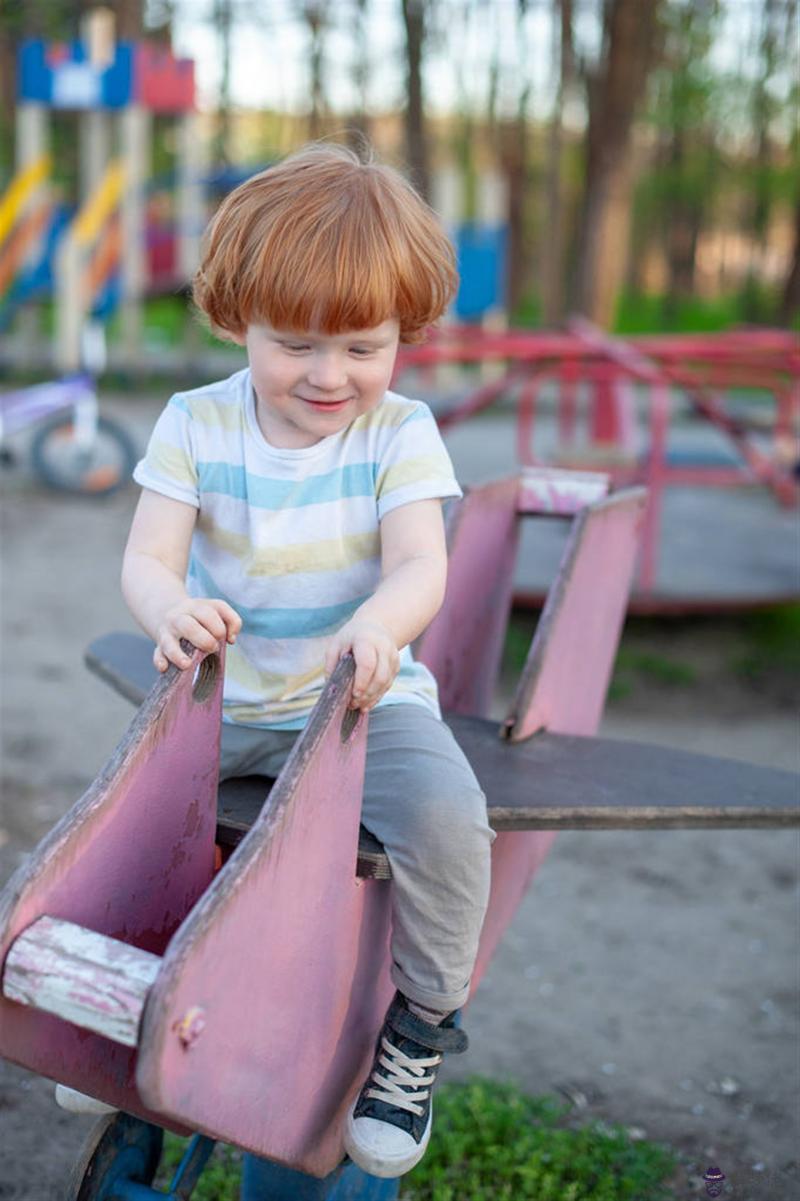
(375, 401, 463, 521)
(132, 394, 200, 508)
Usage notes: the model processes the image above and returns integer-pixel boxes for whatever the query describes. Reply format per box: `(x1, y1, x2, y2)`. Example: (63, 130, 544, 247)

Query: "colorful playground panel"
(17, 39, 195, 111)
(455, 224, 508, 320)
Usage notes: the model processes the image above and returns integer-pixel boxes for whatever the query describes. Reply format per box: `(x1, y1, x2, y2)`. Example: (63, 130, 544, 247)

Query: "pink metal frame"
(394, 322, 799, 595)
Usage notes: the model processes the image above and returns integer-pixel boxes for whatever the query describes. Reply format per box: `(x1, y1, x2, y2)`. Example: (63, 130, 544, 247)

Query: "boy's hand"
(323, 618, 400, 712)
(154, 598, 242, 672)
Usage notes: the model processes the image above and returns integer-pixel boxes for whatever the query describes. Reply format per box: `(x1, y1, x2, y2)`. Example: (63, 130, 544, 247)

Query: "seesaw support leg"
(240, 1154, 399, 1200)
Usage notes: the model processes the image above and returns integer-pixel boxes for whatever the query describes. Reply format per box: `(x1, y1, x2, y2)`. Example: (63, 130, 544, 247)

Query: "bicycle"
(0, 372, 138, 496)
(1, 320, 138, 496)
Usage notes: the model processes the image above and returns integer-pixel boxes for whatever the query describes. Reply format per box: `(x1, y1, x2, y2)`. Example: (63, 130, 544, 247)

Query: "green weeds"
(154, 1079, 680, 1201)
(155, 1135, 242, 1200)
(403, 1078, 680, 1200)
(609, 648, 697, 701)
(731, 604, 800, 687)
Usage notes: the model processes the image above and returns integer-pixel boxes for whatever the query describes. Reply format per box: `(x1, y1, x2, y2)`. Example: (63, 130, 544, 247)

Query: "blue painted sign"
(17, 40, 133, 109)
(454, 223, 508, 319)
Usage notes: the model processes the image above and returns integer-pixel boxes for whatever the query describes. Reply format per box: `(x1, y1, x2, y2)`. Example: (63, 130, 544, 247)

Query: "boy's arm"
(121, 488, 240, 671)
(323, 498, 448, 709)
(352, 498, 448, 649)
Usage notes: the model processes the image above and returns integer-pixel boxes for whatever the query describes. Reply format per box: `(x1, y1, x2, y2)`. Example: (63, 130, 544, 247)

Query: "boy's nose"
(307, 353, 348, 391)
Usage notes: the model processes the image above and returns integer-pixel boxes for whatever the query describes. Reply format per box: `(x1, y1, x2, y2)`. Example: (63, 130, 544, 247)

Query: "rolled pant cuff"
(390, 963, 471, 1014)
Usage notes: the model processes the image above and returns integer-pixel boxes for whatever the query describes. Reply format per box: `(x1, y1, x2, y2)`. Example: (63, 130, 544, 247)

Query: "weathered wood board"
(0, 643, 223, 1119)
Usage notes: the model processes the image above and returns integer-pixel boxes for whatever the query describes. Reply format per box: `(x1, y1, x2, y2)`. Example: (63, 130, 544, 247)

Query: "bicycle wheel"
(66, 1112, 163, 1201)
(30, 413, 138, 496)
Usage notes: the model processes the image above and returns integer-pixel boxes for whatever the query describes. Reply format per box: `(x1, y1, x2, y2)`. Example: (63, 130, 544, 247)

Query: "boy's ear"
(228, 329, 247, 347)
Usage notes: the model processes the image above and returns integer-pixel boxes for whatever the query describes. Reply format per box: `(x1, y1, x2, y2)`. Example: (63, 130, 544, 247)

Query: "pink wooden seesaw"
(0, 468, 796, 1195)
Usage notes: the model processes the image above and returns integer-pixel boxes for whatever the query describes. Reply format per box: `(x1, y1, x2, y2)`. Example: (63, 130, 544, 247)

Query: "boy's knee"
(404, 784, 494, 852)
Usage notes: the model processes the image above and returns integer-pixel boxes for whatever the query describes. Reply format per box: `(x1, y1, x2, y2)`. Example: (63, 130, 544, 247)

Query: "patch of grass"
(152, 1080, 680, 1201)
(510, 293, 543, 328)
(401, 1078, 680, 1200)
(614, 649, 697, 688)
(502, 614, 538, 675)
(509, 285, 798, 335)
(154, 1133, 242, 1200)
(613, 287, 794, 335)
(614, 291, 743, 335)
(608, 647, 697, 702)
(731, 604, 800, 684)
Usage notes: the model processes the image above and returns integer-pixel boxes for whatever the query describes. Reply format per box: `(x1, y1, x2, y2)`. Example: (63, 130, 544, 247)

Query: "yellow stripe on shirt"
(197, 517, 380, 577)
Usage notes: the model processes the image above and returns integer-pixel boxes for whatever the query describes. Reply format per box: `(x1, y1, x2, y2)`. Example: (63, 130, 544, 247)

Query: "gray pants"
(219, 703, 495, 1012)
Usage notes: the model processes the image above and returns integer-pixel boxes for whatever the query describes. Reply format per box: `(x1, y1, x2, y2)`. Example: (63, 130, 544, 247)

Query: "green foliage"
(400, 1078, 680, 1201)
(732, 603, 800, 682)
(510, 292, 543, 329)
(155, 1133, 242, 1200)
(510, 285, 796, 335)
(608, 642, 698, 703)
(155, 1081, 680, 1201)
(502, 613, 537, 674)
(503, 614, 701, 705)
(612, 288, 788, 334)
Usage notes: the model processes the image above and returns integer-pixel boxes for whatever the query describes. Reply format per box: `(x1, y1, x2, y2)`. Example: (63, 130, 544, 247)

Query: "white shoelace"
(365, 1035, 443, 1116)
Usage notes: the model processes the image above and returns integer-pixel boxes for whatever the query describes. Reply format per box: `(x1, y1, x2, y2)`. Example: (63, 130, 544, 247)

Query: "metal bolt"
(175, 1006, 206, 1048)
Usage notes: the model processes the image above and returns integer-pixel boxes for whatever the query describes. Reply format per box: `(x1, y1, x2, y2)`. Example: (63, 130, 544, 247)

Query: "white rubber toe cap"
(344, 1105, 432, 1178)
(54, 1084, 118, 1115)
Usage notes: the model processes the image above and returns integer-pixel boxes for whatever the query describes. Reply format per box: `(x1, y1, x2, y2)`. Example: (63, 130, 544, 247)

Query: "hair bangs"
(194, 143, 458, 345)
(247, 208, 399, 337)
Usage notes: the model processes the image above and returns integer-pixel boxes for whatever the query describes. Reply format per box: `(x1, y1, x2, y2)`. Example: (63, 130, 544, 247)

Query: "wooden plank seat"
(86, 631, 800, 885)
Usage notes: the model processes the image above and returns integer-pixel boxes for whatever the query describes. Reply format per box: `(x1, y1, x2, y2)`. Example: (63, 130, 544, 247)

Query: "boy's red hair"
(193, 143, 458, 345)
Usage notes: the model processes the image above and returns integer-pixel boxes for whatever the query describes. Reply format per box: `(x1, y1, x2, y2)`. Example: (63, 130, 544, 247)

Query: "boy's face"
(236, 318, 401, 449)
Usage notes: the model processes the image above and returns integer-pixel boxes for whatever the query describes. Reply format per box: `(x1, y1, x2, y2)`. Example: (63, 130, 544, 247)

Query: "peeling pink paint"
(0, 477, 646, 1174)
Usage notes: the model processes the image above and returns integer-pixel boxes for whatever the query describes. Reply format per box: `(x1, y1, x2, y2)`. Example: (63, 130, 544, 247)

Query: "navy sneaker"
(343, 991, 468, 1178)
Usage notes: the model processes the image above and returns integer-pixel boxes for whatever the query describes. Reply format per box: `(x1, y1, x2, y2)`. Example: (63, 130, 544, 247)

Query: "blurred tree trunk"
(664, 123, 704, 306)
(751, 0, 780, 249)
(212, 0, 233, 165)
(501, 113, 529, 315)
(401, 0, 429, 200)
(500, 0, 532, 316)
(541, 0, 575, 325)
(113, 0, 144, 39)
(743, 0, 781, 319)
(662, 1, 718, 319)
(572, 0, 663, 326)
(778, 197, 800, 323)
(0, 23, 19, 144)
(347, 0, 371, 153)
(303, 3, 327, 141)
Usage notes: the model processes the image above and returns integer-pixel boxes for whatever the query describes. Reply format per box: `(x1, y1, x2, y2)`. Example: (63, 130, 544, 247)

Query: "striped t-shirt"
(133, 366, 463, 729)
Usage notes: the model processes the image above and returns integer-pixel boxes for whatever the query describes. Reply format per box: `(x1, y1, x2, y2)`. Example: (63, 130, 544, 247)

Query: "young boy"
(121, 142, 495, 1179)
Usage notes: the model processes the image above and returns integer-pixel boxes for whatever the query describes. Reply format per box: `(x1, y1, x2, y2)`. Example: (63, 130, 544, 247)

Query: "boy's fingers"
(159, 637, 192, 669)
(195, 608, 227, 641)
(178, 616, 220, 655)
(211, 599, 241, 633)
(361, 643, 394, 692)
(215, 607, 238, 636)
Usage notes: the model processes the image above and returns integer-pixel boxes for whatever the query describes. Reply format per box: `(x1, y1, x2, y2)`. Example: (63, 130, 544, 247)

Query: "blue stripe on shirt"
(189, 557, 370, 637)
(196, 460, 377, 508)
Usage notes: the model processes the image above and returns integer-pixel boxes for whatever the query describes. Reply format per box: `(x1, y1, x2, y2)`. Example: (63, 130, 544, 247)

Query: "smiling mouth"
(301, 397, 352, 408)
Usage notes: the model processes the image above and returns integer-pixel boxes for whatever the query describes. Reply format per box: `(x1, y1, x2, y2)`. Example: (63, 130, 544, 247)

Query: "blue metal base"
(240, 1154, 400, 1201)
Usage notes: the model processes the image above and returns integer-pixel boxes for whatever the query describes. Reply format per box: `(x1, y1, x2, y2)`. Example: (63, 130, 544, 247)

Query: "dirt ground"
(0, 390, 798, 1200)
